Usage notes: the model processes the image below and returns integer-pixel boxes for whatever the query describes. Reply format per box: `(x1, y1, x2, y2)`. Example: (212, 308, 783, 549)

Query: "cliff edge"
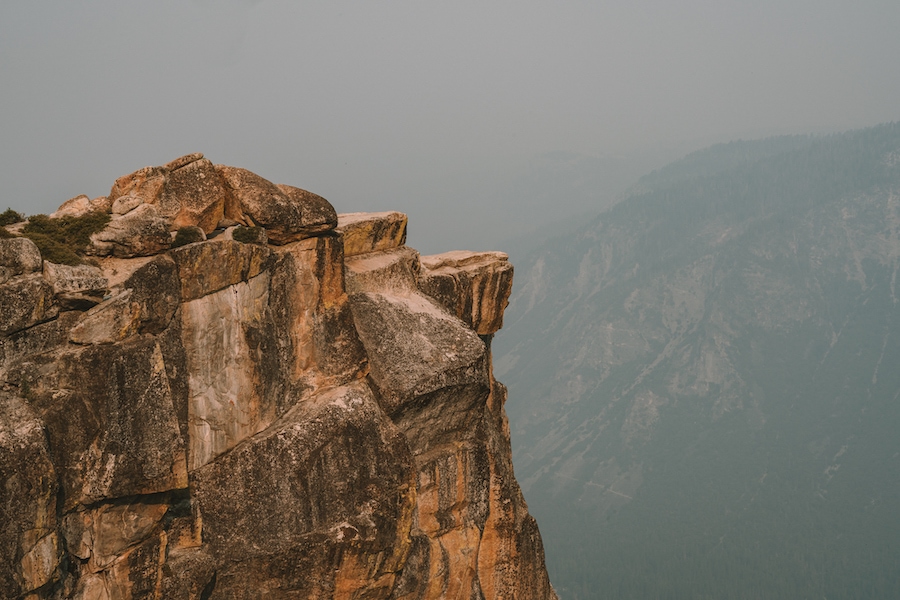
(0, 154, 556, 600)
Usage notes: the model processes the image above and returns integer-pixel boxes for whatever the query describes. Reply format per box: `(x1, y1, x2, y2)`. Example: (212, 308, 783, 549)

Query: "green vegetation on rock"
(170, 226, 205, 248)
(0, 208, 24, 226)
(21, 211, 111, 265)
(231, 225, 266, 244)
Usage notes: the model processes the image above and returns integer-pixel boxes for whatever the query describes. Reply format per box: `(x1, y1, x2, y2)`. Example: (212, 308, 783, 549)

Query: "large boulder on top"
(276, 183, 338, 233)
(216, 165, 337, 244)
(159, 155, 227, 232)
(107, 153, 226, 234)
(108, 165, 167, 212)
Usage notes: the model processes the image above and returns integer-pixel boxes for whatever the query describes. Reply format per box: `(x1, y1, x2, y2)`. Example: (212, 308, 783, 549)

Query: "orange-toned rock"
(337, 211, 408, 257)
(108, 165, 168, 209)
(217, 165, 338, 244)
(159, 157, 226, 232)
(0, 156, 556, 600)
(419, 250, 514, 335)
(108, 154, 226, 233)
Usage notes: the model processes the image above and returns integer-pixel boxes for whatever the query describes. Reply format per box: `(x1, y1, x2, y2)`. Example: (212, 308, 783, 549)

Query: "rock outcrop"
(0, 155, 555, 599)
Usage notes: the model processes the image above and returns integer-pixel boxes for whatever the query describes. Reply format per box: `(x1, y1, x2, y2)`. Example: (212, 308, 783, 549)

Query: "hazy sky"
(2, 1, 899, 252)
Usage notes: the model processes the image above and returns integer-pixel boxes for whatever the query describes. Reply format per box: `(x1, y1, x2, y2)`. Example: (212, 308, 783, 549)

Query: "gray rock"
(344, 246, 421, 295)
(16, 338, 188, 508)
(88, 204, 172, 258)
(0, 393, 60, 598)
(191, 381, 416, 596)
(349, 291, 488, 409)
(42, 262, 108, 296)
(0, 273, 58, 336)
(0, 237, 42, 284)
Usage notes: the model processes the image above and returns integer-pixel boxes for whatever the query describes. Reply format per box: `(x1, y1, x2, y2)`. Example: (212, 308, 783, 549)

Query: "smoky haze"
(2, 0, 899, 253)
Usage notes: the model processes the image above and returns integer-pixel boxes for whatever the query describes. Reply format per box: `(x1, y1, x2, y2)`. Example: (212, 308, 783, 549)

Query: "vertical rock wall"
(0, 155, 555, 600)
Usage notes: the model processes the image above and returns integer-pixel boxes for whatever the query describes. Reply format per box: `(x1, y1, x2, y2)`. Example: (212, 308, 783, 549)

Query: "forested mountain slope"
(495, 123, 900, 599)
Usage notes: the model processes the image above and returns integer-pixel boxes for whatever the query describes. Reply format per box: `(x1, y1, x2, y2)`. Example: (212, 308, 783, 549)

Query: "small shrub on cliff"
(171, 226, 206, 248)
(21, 211, 111, 265)
(0, 227, 13, 239)
(232, 225, 266, 245)
(0, 208, 24, 226)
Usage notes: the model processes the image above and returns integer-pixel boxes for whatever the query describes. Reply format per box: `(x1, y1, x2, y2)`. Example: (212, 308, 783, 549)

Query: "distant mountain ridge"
(495, 123, 900, 598)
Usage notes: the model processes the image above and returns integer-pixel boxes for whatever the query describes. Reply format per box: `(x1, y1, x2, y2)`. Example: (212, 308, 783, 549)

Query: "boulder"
(48, 194, 111, 218)
(88, 203, 172, 258)
(111, 192, 144, 215)
(50, 194, 91, 218)
(68, 290, 142, 345)
(348, 291, 490, 450)
(0, 236, 42, 284)
(277, 183, 338, 233)
(218, 165, 339, 244)
(108, 154, 227, 233)
(159, 156, 227, 233)
(419, 250, 514, 335)
(123, 254, 181, 334)
(337, 211, 408, 257)
(108, 165, 168, 210)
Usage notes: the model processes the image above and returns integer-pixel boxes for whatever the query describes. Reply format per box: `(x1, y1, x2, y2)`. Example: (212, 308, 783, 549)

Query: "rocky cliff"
(0, 153, 555, 600)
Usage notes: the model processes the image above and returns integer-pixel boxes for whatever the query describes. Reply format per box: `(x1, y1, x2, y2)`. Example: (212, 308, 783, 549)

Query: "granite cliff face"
(0, 154, 555, 600)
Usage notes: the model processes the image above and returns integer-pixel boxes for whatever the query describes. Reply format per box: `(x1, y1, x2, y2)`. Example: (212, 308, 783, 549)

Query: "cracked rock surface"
(0, 155, 556, 600)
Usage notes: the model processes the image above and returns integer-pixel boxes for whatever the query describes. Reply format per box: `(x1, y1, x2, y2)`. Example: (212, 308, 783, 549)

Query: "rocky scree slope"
(0, 153, 555, 600)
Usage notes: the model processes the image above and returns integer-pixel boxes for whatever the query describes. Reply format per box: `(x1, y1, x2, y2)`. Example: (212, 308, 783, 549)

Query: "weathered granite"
(159, 157, 227, 233)
(337, 211, 408, 257)
(43, 262, 108, 296)
(0, 273, 58, 335)
(0, 393, 61, 598)
(419, 250, 514, 335)
(0, 156, 555, 600)
(0, 236, 43, 283)
(89, 204, 172, 257)
(216, 165, 338, 244)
